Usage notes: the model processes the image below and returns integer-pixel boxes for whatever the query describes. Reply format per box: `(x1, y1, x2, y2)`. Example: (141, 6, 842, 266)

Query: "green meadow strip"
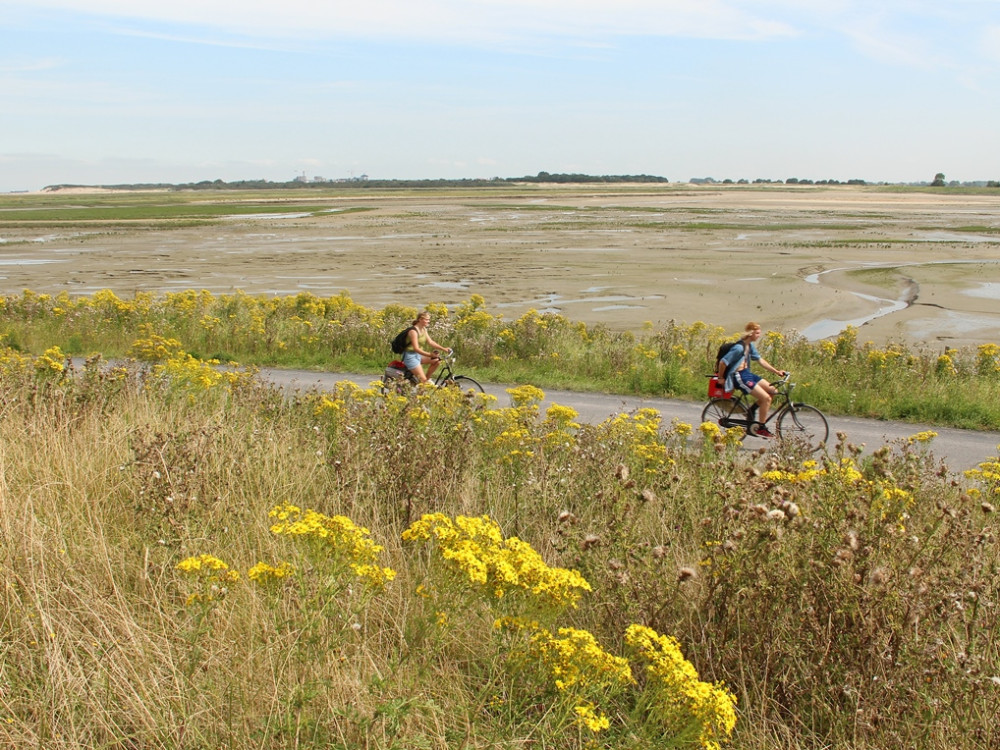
(2, 289, 1000, 429)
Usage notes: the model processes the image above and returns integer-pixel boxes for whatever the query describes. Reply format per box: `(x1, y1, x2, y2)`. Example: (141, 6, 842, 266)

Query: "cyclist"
(716, 321, 786, 437)
(401, 311, 452, 383)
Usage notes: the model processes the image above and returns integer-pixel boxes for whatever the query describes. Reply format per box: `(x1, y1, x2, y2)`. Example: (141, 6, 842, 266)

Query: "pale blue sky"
(2, 1, 999, 191)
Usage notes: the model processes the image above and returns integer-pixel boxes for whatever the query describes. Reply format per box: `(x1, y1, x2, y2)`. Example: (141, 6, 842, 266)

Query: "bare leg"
(408, 363, 429, 383)
(750, 382, 774, 424)
(423, 355, 440, 378)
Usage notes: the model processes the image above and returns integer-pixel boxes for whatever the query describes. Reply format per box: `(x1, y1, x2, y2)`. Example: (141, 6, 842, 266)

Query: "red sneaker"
(754, 425, 774, 439)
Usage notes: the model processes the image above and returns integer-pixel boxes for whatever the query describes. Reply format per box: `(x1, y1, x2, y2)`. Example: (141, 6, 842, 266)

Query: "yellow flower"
(671, 419, 693, 437)
(545, 403, 580, 427)
(625, 624, 737, 750)
(247, 561, 295, 583)
(403, 514, 592, 607)
(529, 625, 634, 694)
(34, 346, 66, 374)
(177, 554, 232, 574)
(699, 421, 722, 439)
(269, 503, 396, 588)
(574, 703, 612, 733)
(507, 384, 546, 407)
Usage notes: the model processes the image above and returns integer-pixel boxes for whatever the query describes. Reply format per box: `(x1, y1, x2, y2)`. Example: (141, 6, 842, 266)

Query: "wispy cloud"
(7, 0, 799, 45)
(100, 25, 301, 53)
(838, 13, 938, 69)
(0, 58, 65, 73)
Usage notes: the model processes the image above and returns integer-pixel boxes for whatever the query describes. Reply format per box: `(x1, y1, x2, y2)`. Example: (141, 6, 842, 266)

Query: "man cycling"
(716, 321, 787, 438)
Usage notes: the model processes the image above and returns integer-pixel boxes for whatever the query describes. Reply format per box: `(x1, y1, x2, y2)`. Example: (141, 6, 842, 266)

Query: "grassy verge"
(2, 289, 1000, 429)
(1, 341, 997, 749)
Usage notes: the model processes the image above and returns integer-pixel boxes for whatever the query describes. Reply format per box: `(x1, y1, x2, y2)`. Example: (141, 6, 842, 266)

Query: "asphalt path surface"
(260, 368, 1000, 473)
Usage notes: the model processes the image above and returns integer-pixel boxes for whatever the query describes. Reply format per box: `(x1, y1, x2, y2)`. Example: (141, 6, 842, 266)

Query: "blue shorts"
(402, 351, 422, 370)
(735, 370, 762, 393)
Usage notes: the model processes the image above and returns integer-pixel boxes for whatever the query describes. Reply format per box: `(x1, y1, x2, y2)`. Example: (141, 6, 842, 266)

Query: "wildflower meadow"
(0, 289, 998, 749)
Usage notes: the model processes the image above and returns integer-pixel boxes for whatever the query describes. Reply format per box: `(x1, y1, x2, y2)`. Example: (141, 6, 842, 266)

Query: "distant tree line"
(691, 177, 870, 186)
(515, 172, 670, 183)
(43, 171, 1000, 192)
(44, 172, 670, 192)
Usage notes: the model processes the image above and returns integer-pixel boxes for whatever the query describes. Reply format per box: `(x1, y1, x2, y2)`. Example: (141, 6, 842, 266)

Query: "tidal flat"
(2, 183, 999, 349)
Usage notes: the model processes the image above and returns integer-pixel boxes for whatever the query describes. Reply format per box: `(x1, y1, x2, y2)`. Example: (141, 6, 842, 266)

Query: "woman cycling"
(402, 311, 452, 383)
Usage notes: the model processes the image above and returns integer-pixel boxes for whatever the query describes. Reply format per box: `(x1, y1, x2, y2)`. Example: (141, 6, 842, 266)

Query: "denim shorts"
(735, 370, 762, 393)
(402, 351, 422, 370)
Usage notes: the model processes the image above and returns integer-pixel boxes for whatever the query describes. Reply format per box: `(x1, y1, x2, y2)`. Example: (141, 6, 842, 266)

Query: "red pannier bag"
(707, 376, 732, 399)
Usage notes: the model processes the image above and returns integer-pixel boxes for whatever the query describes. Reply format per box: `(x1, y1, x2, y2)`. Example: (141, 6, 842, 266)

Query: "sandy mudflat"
(2, 184, 999, 350)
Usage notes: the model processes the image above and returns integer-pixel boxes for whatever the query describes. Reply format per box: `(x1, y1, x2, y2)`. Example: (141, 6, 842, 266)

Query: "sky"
(2, 0, 999, 192)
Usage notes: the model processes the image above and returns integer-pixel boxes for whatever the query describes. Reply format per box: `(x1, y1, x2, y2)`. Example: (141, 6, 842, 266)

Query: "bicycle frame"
(716, 378, 794, 431)
(396, 352, 457, 387)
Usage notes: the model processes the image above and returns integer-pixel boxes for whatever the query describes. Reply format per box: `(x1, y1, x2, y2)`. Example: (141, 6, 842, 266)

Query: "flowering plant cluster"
(625, 624, 737, 750)
(270, 503, 397, 588)
(403, 513, 591, 607)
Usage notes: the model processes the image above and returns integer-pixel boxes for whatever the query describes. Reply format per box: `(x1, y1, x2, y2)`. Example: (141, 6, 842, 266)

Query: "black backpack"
(390, 327, 415, 355)
(715, 341, 743, 370)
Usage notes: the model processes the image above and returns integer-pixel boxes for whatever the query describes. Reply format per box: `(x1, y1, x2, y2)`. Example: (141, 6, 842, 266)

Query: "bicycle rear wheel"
(776, 404, 829, 450)
(440, 375, 485, 394)
(701, 398, 748, 427)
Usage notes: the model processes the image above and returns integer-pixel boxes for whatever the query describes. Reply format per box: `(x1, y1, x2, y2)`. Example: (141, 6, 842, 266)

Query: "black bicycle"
(701, 372, 828, 450)
(380, 351, 485, 395)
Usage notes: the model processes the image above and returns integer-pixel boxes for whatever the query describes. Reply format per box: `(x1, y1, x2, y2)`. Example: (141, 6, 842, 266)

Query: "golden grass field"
(2, 184, 999, 348)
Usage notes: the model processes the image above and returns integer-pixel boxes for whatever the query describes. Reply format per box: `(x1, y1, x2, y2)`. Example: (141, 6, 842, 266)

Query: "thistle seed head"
(869, 567, 889, 585)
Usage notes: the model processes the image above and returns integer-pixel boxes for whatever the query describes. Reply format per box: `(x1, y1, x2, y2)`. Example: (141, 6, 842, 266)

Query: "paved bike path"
(260, 368, 1000, 473)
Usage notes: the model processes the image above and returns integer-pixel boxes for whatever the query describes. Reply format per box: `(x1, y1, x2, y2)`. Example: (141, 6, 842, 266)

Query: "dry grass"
(1, 351, 998, 749)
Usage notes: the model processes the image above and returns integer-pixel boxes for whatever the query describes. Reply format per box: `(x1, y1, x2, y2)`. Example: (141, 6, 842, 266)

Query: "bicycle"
(701, 372, 829, 450)
(380, 351, 486, 395)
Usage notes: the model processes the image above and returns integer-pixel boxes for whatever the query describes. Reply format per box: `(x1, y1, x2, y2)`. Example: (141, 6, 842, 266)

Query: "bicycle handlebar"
(773, 372, 796, 393)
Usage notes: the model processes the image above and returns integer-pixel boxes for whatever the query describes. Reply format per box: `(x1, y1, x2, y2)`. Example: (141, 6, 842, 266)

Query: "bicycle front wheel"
(777, 404, 829, 449)
(440, 375, 485, 394)
(701, 398, 748, 426)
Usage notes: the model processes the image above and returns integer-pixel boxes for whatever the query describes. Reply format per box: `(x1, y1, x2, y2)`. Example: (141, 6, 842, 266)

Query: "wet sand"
(2, 184, 999, 350)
